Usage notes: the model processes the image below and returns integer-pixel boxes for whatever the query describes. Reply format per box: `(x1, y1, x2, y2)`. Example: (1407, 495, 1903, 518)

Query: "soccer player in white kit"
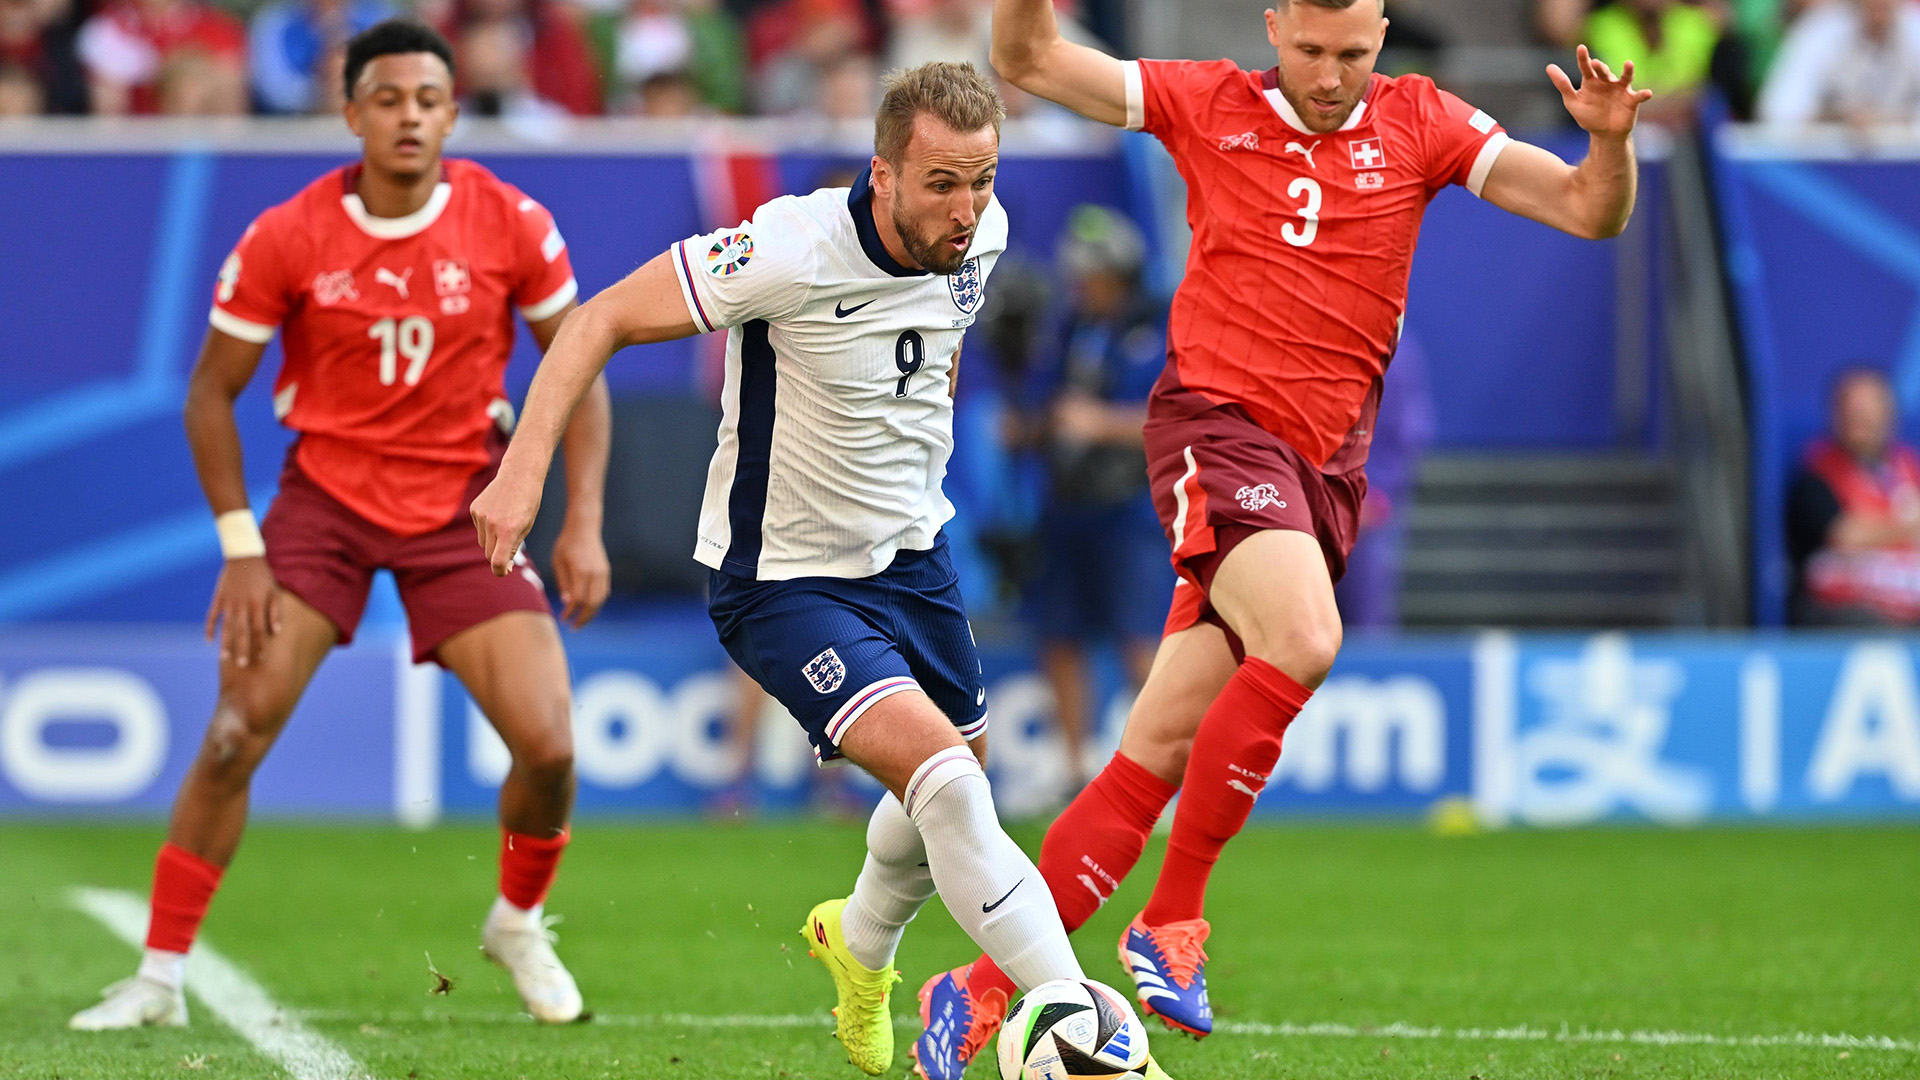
(471, 62, 1156, 1077)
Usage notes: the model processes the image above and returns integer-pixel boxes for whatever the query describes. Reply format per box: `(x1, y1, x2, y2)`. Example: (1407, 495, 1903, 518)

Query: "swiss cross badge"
(1348, 137, 1387, 171)
(433, 259, 471, 296)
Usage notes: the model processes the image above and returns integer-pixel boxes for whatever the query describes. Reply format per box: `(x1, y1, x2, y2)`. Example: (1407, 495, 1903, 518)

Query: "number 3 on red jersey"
(1282, 178, 1321, 248)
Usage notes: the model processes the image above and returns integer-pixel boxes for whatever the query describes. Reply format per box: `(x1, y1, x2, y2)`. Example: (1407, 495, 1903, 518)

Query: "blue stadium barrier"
(1710, 128, 1920, 626)
(4, 624, 1917, 824)
(3, 125, 1657, 625)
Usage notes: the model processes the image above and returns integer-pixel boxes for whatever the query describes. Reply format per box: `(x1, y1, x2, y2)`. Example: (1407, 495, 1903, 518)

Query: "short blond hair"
(875, 61, 1006, 166)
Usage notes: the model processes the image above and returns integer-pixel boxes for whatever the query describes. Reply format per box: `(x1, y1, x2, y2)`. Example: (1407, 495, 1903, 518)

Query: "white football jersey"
(670, 171, 1007, 581)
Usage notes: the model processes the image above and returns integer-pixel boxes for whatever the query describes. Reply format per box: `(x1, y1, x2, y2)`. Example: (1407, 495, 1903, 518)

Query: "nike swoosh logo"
(835, 298, 876, 318)
(982, 879, 1023, 913)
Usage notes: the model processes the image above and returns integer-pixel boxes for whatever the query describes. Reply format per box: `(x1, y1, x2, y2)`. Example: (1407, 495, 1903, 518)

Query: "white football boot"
(69, 976, 188, 1030)
(480, 898, 583, 1023)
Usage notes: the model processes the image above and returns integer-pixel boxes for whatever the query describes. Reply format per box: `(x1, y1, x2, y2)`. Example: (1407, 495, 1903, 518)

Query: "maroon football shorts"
(1144, 386, 1365, 638)
(260, 434, 551, 665)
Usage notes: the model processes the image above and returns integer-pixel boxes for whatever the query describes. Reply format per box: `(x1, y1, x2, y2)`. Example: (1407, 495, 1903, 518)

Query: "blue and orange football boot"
(1118, 915, 1213, 1038)
(911, 963, 1008, 1080)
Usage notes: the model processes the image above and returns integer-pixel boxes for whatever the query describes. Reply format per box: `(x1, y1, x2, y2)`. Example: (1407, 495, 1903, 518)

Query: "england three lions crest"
(948, 257, 983, 314)
(803, 648, 846, 694)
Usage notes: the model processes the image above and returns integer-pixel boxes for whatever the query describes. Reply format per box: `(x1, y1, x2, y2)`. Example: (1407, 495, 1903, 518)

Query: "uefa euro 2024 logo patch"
(803, 648, 847, 694)
(948, 257, 983, 314)
(706, 230, 754, 277)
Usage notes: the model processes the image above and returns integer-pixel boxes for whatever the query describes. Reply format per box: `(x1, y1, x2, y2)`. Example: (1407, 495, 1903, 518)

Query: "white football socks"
(903, 747, 1084, 991)
(840, 792, 935, 971)
(138, 947, 187, 990)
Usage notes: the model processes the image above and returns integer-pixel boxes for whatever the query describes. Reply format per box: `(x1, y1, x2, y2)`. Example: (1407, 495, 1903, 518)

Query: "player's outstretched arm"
(528, 303, 614, 627)
(183, 329, 278, 667)
(1479, 45, 1653, 241)
(991, 0, 1129, 127)
(473, 252, 697, 576)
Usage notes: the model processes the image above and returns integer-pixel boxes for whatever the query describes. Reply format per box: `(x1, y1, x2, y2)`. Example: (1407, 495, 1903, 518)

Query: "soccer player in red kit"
(69, 21, 612, 1031)
(910, 1, 1654, 1073)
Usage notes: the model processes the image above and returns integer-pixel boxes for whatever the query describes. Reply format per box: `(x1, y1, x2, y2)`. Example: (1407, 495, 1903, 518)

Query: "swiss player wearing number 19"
(68, 21, 612, 1033)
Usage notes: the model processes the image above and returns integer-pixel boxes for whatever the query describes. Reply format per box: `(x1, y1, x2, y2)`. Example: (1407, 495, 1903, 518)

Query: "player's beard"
(894, 206, 972, 275)
(1273, 68, 1364, 133)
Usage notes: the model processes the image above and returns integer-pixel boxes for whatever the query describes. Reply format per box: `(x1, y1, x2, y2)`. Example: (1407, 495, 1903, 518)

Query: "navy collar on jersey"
(848, 169, 929, 278)
(1258, 69, 1374, 134)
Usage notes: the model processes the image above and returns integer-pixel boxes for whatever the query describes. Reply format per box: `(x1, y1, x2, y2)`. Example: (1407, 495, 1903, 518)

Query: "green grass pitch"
(3, 820, 1916, 1079)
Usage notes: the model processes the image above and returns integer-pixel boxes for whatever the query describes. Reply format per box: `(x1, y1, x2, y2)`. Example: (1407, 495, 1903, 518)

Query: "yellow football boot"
(802, 897, 902, 1076)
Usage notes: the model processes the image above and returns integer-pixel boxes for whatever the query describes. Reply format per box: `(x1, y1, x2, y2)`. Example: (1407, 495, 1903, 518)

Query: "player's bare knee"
(1158, 731, 1196, 779)
(1121, 721, 1191, 784)
(1244, 618, 1341, 689)
(514, 737, 574, 788)
(199, 698, 282, 783)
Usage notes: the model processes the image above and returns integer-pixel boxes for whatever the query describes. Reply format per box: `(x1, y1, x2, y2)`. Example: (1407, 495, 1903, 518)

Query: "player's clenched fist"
(471, 465, 544, 577)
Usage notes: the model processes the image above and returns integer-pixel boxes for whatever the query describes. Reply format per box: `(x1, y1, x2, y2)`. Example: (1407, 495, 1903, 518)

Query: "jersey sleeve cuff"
(1123, 60, 1146, 132)
(518, 276, 578, 322)
(672, 239, 718, 334)
(208, 305, 276, 344)
(1466, 132, 1512, 198)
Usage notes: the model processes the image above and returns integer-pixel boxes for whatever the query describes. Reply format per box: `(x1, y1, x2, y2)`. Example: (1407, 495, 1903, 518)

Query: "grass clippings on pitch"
(2, 820, 1916, 1079)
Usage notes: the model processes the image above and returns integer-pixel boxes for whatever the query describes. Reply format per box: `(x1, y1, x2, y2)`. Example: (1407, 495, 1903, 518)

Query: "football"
(997, 979, 1151, 1080)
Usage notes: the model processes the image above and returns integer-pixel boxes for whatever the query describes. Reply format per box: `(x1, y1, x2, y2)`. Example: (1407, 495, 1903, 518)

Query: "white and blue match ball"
(997, 979, 1151, 1080)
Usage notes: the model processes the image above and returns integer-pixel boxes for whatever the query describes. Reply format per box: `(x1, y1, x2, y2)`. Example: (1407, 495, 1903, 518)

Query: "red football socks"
(1141, 657, 1312, 925)
(967, 752, 1178, 1000)
(499, 827, 570, 910)
(145, 843, 224, 954)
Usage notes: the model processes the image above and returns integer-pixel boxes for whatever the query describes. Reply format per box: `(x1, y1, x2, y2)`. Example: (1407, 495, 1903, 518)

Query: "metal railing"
(1661, 130, 1752, 626)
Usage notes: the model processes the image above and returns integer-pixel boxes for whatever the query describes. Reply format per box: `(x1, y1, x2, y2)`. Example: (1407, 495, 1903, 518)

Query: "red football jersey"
(1128, 61, 1509, 471)
(210, 158, 578, 536)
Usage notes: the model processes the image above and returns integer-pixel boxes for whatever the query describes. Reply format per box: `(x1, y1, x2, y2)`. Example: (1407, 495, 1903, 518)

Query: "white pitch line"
(1209, 1019, 1920, 1053)
(70, 887, 378, 1080)
(290, 1007, 1920, 1054)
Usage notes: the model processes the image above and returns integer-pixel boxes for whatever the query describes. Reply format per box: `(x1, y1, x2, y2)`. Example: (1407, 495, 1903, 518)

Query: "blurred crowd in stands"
(0, 0, 1125, 117)
(1, 0, 1915, 123)
(1536, 0, 1920, 126)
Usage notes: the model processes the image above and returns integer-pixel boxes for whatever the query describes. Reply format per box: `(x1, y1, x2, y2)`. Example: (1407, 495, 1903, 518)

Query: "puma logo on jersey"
(1218, 131, 1259, 152)
(1283, 139, 1321, 169)
(376, 266, 413, 299)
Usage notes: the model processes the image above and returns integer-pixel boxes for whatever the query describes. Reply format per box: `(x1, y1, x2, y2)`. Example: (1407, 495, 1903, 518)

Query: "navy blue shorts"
(707, 533, 988, 764)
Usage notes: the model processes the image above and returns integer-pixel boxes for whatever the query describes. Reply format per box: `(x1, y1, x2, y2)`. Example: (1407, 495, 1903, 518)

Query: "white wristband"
(215, 509, 266, 560)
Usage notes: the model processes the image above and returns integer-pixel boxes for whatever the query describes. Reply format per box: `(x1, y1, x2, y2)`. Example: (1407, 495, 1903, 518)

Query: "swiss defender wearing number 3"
(70, 22, 613, 1035)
